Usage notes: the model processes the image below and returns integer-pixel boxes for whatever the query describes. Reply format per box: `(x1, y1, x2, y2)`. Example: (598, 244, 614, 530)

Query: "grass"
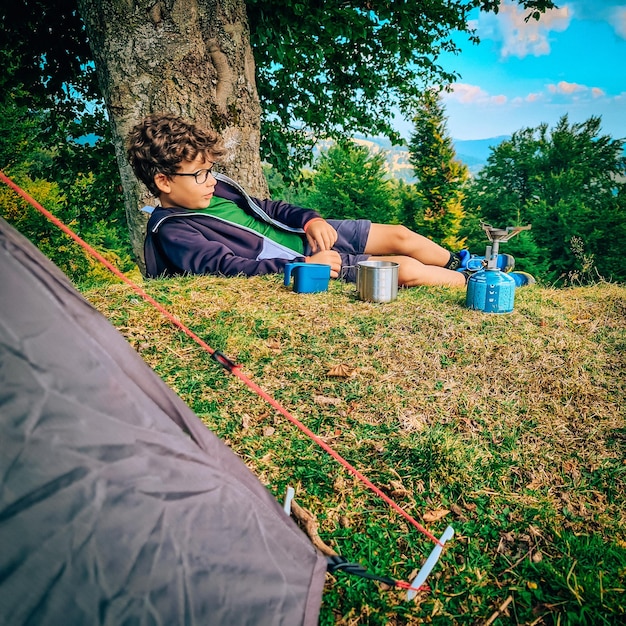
(83, 274, 626, 625)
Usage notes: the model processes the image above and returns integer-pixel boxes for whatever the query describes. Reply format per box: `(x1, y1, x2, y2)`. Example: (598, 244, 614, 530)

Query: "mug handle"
(283, 262, 308, 286)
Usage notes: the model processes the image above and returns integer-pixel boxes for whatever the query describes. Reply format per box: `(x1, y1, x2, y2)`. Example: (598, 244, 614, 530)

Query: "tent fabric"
(0, 217, 327, 625)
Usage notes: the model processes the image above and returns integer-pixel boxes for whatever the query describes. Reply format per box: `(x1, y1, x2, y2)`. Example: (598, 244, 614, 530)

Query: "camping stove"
(466, 222, 531, 314)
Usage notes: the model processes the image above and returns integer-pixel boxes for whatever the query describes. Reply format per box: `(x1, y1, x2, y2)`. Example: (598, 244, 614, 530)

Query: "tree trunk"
(76, 0, 266, 275)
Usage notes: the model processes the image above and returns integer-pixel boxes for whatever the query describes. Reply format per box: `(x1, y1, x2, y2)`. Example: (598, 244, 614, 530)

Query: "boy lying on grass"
(128, 113, 533, 287)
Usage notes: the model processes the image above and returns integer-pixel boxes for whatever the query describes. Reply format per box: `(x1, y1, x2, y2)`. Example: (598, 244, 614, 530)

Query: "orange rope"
(0, 170, 441, 548)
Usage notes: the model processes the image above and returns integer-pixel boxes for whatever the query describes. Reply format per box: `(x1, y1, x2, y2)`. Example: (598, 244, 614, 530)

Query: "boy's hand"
(304, 219, 338, 252)
(306, 250, 341, 278)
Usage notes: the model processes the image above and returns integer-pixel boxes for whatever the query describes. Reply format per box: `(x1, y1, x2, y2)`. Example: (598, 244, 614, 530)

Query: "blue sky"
(398, 0, 626, 141)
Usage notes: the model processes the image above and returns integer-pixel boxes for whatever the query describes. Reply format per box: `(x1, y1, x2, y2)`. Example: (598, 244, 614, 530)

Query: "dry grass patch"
(84, 275, 626, 625)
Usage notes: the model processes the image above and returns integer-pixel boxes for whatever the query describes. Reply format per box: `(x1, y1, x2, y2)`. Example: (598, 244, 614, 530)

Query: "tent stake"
(283, 485, 295, 515)
(406, 526, 455, 600)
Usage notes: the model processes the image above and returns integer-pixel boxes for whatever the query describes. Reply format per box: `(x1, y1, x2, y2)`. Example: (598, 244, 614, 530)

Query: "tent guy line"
(0, 170, 453, 591)
(1, 216, 327, 623)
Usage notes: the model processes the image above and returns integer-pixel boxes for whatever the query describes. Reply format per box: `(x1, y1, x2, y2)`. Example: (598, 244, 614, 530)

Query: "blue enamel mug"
(283, 262, 331, 293)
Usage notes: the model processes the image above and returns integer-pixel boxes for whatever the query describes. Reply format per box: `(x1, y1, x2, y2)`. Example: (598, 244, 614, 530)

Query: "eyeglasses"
(171, 163, 217, 184)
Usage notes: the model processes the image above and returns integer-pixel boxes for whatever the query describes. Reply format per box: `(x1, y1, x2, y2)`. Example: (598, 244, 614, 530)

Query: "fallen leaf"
(263, 426, 275, 437)
(563, 460, 581, 480)
(266, 339, 282, 352)
(423, 508, 450, 523)
(389, 480, 410, 497)
(314, 395, 343, 406)
(327, 363, 356, 378)
(391, 488, 410, 498)
(449, 503, 467, 519)
(291, 500, 337, 557)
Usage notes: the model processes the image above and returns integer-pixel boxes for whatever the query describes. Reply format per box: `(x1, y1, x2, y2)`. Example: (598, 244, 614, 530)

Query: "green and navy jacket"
(143, 173, 321, 278)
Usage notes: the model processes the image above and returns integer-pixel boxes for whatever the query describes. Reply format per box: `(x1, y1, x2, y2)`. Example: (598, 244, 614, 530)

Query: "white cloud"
(567, 1, 626, 38)
(548, 81, 586, 95)
(445, 81, 610, 117)
(476, 0, 571, 59)
(547, 81, 607, 100)
(610, 6, 626, 38)
(445, 83, 508, 105)
(507, 93, 544, 105)
(525, 92, 543, 103)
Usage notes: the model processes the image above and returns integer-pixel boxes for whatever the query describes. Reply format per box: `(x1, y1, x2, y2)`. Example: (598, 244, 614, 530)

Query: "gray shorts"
(303, 219, 371, 282)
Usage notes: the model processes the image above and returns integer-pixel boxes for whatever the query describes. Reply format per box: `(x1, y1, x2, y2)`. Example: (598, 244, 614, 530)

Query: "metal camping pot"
(356, 260, 399, 303)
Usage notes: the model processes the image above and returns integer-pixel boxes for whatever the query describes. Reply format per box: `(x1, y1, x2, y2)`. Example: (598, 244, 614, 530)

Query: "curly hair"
(127, 113, 225, 196)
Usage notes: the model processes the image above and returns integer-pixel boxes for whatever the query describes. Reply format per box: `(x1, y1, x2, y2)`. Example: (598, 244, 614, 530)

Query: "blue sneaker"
(457, 249, 515, 273)
(509, 271, 536, 287)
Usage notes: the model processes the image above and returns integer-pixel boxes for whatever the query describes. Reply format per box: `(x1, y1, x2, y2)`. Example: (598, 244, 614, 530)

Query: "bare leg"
(368, 255, 466, 287)
(364, 224, 452, 266)
(363, 224, 465, 287)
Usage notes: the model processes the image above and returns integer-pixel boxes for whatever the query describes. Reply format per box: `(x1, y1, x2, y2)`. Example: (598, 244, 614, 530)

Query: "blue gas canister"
(466, 269, 515, 314)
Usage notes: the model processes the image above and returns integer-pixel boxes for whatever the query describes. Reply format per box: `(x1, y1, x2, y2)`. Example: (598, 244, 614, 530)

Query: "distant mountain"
(351, 134, 510, 181)
(453, 136, 511, 176)
(453, 136, 510, 163)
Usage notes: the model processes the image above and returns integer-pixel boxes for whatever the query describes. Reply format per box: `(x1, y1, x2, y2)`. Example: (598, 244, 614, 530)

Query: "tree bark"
(76, 0, 266, 274)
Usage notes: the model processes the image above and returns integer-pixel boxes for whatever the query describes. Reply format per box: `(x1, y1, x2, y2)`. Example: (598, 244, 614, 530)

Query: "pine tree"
(306, 141, 398, 224)
(406, 90, 468, 250)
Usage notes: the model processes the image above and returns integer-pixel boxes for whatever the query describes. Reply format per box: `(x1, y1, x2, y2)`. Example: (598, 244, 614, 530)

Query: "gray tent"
(0, 217, 327, 625)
